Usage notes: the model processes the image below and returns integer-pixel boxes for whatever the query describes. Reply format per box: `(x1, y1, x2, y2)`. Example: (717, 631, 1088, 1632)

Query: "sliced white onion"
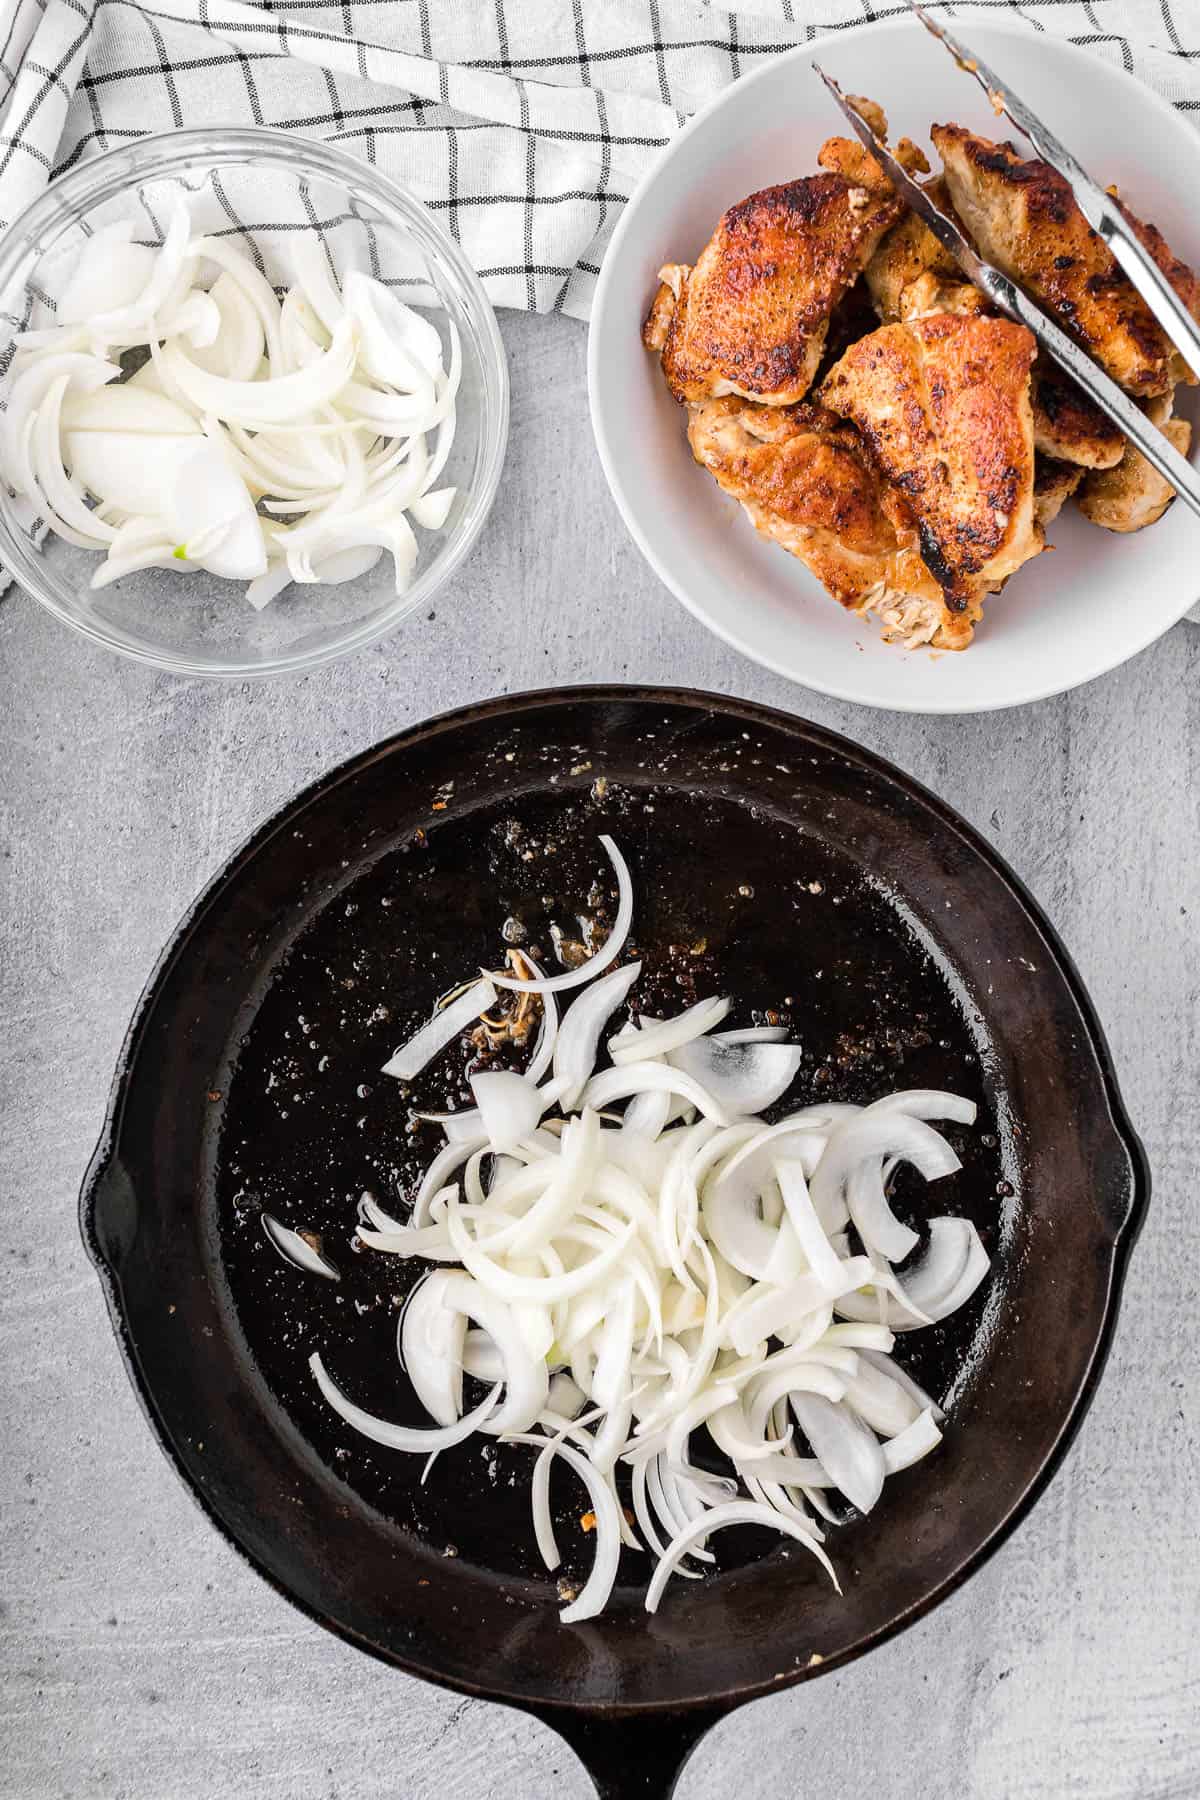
(488, 838, 632, 995)
(703, 1114, 835, 1279)
(262, 1212, 339, 1279)
(775, 1158, 845, 1293)
(668, 1038, 802, 1116)
(187, 271, 266, 381)
(436, 1272, 549, 1436)
(507, 1433, 623, 1623)
(400, 1271, 466, 1426)
(621, 1089, 673, 1139)
(410, 487, 456, 530)
(881, 1408, 943, 1474)
(408, 1140, 486, 1228)
(159, 314, 358, 427)
(382, 977, 497, 1081)
(1, 352, 118, 493)
(469, 1069, 559, 1155)
(345, 270, 445, 383)
(727, 1258, 876, 1358)
(484, 1108, 603, 1258)
(56, 222, 155, 324)
(159, 435, 268, 578)
(896, 1218, 990, 1325)
(31, 376, 117, 545)
(582, 1061, 731, 1127)
(645, 1500, 839, 1613)
(553, 960, 642, 1108)
(790, 1392, 885, 1515)
(588, 1280, 637, 1473)
(448, 1194, 634, 1304)
(67, 200, 190, 344)
(859, 1347, 944, 1422)
(310, 1351, 499, 1451)
(61, 385, 200, 437)
(866, 1090, 977, 1126)
(462, 1328, 504, 1382)
(810, 1111, 961, 1237)
(609, 996, 730, 1066)
(845, 1156, 919, 1264)
(841, 1357, 921, 1439)
(521, 954, 559, 1085)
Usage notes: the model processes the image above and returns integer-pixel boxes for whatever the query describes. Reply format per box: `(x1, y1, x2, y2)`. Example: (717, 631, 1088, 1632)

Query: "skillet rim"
(78, 683, 1151, 1719)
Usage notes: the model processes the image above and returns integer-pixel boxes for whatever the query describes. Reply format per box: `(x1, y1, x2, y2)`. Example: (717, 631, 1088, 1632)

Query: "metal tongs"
(813, 0, 1200, 521)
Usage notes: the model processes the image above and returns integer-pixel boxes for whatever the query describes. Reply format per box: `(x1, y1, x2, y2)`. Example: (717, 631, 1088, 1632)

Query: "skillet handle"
(525, 1704, 727, 1799)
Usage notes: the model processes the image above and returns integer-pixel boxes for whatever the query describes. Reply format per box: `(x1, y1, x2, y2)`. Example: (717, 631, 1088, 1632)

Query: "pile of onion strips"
(305, 836, 991, 1622)
(0, 204, 459, 604)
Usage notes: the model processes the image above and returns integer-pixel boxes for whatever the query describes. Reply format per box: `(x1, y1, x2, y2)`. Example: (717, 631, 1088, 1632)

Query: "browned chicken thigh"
(864, 173, 1123, 470)
(819, 311, 1042, 621)
(685, 396, 959, 646)
(1033, 456, 1085, 527)
(933, 124, 1200, 398)
(1029, 363, 1125, 469)
(864, 178, 983, 324)
(1077, 387, 1193, 532)
(642, 173, 901, 406)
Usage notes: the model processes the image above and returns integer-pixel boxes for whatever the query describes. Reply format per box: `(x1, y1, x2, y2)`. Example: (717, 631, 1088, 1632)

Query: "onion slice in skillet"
(506, 1433, 624, 1623)
(382, 977, 497, 1081)
(487, 837, 633, 995)
(262, 1212, 339, 1280)
(310, 1352, 500, 1450)
(645, 1500, 840, 1613)
(552, 960, 642, 1107)
(400, 1272, 466, 1427)
(667, 1037, 803, 1115)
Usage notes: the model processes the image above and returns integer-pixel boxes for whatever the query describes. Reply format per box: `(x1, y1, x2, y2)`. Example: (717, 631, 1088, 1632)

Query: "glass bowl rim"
(0, 125, 510, 680)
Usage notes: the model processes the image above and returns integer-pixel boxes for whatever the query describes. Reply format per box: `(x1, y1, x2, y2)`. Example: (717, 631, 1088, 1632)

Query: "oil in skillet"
(217, 783, 1001, 1585)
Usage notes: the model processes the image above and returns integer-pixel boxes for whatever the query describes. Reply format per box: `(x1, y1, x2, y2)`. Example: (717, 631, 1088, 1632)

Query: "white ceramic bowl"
(589, 18, 1200, 713)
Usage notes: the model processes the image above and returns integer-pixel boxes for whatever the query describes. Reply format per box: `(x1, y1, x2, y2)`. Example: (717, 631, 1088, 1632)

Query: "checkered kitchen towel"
(1, 0, 1199, 613)
(2, 0, 1199, 324)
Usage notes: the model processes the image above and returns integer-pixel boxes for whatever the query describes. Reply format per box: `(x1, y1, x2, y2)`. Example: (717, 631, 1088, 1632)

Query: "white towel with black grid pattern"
(1, 0, 1200, 615)
(2, 0, 1199, 321)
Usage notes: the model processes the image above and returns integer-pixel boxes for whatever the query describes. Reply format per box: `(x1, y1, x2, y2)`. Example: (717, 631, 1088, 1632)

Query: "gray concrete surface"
(1, 310, 1198, 1800)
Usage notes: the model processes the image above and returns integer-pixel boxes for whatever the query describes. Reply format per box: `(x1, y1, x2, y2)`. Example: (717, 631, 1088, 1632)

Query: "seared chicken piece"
(1076, 391, 1193, 531)
(933, 124, 1200, 397)
(819, 312, 1042, 616)
(867, 198, 1121, 469)
(642, 174, 901, 406)
(686, 396, 965, 647)
(864, 172, 1122, 472)
(864, 179, 983, 323)
(816, 99, 930, 199)
(1114, 198, 1200, 335)
(1033, 456, 1085, 527)
(1030, 363, 1125, 469)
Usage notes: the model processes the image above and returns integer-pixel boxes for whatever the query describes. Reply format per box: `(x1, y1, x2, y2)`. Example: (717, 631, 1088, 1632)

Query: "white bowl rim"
(0, 125, 510, 681)
(587, 16, 1200, 715)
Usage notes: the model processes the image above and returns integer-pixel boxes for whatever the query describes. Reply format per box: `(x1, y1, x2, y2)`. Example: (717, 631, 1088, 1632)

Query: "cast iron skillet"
(80, 688, 1147, 1799)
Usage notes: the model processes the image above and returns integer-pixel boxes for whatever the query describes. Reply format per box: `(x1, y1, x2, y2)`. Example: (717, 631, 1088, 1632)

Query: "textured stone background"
(1, 313, 1197, 1799)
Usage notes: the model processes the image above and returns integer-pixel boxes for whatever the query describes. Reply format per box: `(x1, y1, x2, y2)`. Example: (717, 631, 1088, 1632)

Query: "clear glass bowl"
(0, 128, 509, 678)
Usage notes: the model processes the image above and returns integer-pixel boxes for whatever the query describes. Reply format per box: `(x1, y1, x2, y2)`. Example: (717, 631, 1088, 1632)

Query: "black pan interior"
(86, 690, 1143, 1714)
